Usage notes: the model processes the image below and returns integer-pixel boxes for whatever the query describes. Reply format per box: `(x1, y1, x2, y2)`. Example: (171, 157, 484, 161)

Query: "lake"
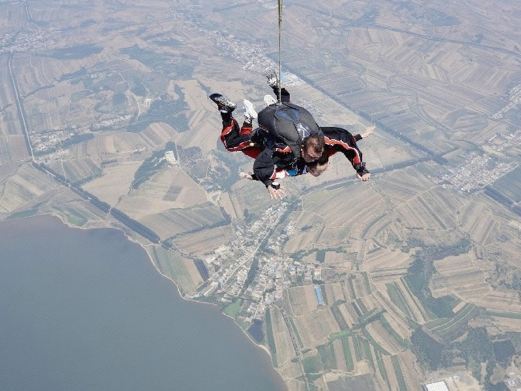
(0, 215, 285, 391)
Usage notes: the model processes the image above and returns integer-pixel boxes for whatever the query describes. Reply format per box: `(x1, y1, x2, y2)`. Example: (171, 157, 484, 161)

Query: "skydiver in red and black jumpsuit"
(209, 77, 372, 197)
(251, 81, 372, 188)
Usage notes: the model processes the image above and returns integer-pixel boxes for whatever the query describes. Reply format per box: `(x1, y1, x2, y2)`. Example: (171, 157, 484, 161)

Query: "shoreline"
(3, 211, 286, 386)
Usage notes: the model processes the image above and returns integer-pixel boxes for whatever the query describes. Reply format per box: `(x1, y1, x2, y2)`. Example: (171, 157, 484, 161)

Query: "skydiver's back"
(257, 102, 321, 159)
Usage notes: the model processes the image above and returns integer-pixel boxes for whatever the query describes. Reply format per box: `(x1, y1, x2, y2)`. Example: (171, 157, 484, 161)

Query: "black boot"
(209, 93, 236, 113)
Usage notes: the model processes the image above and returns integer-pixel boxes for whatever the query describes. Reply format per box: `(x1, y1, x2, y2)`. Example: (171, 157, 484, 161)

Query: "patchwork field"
(2, 1, 521, 390)
(0, 165, 56, 213)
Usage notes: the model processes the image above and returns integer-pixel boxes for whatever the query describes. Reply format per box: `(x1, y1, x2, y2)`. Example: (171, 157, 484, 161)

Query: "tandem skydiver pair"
(209, 71, 374, 199)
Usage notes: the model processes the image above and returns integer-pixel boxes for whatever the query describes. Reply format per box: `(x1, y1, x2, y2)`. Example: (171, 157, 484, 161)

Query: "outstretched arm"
(343, 144, 370, 182)
(321, 127, 371, 181)
(253, 148, 276, 187)
(252, 149, 286, 198)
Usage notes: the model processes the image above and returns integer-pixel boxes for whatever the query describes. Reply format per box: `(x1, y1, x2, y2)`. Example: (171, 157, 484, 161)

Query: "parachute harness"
(277, 0, 283, 104)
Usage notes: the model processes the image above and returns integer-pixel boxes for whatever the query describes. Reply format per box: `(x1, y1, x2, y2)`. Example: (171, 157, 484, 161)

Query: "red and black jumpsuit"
(217, 86, 291, 159)
(321, 127, 369, 177)
(219, 110, 261, 159)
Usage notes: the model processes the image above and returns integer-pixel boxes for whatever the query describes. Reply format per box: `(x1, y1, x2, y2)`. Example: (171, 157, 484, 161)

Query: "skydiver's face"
(301, 146, 322, 163)
(308, 162, 329, 177)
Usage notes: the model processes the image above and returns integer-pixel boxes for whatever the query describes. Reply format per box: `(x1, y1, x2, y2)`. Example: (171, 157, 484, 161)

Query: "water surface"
(0, 216, 285, 391)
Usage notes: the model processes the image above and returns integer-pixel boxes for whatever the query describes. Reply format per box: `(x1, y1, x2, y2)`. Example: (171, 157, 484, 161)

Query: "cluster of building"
(32, 129, 77, 155)
(502, 360, 521, 391)
(212, 30, 303, 86)
(505, 375, 521, 390)
(90, 114, 132, 131)
(491, 83, 521, 120)
(170, 6, 302, 86)
(194, 201, 322, 324)
(198, 203, 288, 296)
(0, 30, 50, 55)
(486, 129, 521, 153)
(436, 152, 518, 192)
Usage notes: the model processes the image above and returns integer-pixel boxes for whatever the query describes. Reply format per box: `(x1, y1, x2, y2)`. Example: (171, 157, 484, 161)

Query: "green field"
(331, 303, 349, 329)
(487, 310, 521, 320)
(8, 208, 38, 219)
(427, 304, 479, 342)
(223, 299, 242, 319)
(375, 350, 389, 383)
(362, 338, 375, 370)
(318, 343, 337, 370)
(353, 335, 364, 361)
(303, 355, 323, 374)
(150, 247, 194, 294)
(380, 316, 410, 349)
(341, 336, 355, 371)
(285, 316, 304, 348)
(264, 309, 278, 366)
(391, 356, 408, 391)
(386, 282, 415, 319)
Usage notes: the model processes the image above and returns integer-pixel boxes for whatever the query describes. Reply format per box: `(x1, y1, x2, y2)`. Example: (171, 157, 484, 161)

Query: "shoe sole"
(243, 99, 257, 119)
(264, 95, 277, 106)
(209, 93, 236, 110)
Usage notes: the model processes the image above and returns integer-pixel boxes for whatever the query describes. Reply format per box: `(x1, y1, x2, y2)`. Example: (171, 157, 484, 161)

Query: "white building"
(164, 150, 177, 165)
(423, 381, 449, 391)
